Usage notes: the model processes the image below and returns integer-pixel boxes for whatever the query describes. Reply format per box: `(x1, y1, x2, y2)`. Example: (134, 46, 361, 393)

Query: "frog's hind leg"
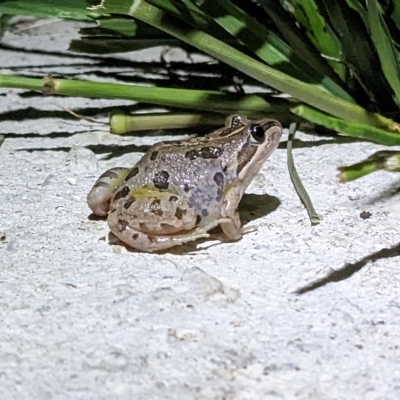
(87, 167, 130, 216)
(112, 217, 231, 252)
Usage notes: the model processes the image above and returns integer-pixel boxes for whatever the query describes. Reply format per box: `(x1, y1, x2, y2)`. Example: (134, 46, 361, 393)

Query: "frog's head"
(233, 115, 283, 194)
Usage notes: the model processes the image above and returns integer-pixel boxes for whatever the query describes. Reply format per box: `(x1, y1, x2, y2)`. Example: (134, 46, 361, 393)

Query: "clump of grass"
(1, 0, 400, 181)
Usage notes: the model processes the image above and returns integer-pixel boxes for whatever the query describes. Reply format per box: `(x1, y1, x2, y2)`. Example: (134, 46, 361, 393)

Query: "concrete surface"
(1, 19, 400, 400)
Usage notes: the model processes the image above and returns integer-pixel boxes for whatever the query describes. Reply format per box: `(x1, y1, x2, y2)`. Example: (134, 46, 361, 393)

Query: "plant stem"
(0, 73, 295, 117)
(110, 112, 225, 134)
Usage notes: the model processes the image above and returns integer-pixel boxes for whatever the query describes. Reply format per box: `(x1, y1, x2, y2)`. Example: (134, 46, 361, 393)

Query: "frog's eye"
(249, 124, 266, 143)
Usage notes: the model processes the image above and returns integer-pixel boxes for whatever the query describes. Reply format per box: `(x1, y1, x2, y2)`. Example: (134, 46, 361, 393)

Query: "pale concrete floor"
(1, 19, 400, 400)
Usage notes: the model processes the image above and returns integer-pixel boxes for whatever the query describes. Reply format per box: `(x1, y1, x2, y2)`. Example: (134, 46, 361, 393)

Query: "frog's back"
(122, 137, 238, 223)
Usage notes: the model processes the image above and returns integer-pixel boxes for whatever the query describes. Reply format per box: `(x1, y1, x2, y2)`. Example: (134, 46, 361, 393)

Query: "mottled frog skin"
(87, 114, 282, 252)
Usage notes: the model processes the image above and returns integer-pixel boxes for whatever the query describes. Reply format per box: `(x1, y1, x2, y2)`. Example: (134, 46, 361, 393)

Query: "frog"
(87, 114, 282, 252)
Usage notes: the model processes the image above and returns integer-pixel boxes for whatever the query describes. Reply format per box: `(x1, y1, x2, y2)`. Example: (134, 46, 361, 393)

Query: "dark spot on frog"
(153, 170, 170, 190)
(132, 233, 139, 240)
(100, 170, 119, 180)
(196, 215, 202, 225)
(201, 209, 209, 217)
(216, 188, 223, 202)
(124, 167, 139, 182)
(150, 151, 159, 161)
(139, 222, 147, 231)
(123, 196, 136, 209)
(218, 127, 235, 137)
(147, 235, 157, 243)
(223, 165, 228, 173)
(169, 195, 178, 202)
(160, 223, 175, 230)
(213, 172, 224, 186)
(183, 183, 190, 193)
(185, 149, 198, 160)
(200, 146, 223, 159)
(150, 199, 163, 216)
(114, 186, 130, 201)
(118, 219, 129, 230)
(93, 181, 110, 189)
(185, 146, 223, 160)
(175, 207, 187, 220)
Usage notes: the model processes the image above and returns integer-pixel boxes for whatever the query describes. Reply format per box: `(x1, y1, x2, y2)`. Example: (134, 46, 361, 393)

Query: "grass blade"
(287, 122, 320, 226)
(367, 0, 400, 107)
(0, 0, 100, 20)
(286, 0, 345, 79)
(92, 0, 399, 132)
(320, 0, 396, 110)
(338, 151, 400, 182)
(0, 73, 295, 118)
(187, 0, 353, 101)
(258, 0, 344, 88)
(291, 104, 400, 146)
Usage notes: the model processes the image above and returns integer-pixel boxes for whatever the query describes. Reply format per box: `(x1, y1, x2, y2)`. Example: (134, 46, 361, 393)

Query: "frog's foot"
(87, 167, 130, 216)
(241, 224, 258, 235)
(111, 218, 231, 252)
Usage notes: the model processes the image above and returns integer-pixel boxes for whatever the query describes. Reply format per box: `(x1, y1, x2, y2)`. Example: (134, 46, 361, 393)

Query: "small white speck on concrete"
(67, 177, 77, 186)
(1, 19, 400, 400)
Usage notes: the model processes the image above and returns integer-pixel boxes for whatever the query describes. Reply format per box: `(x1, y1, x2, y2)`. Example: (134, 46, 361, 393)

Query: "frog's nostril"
(264, 120, 282, 130)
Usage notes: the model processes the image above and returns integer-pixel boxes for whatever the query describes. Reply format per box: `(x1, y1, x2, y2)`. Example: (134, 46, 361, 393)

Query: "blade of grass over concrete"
(92, 0, 399, 132)
(0, 74, 294, 117)
(292, 105, 400, 146)
(287, 122, 320, 226)
(338, 151, 400, 182)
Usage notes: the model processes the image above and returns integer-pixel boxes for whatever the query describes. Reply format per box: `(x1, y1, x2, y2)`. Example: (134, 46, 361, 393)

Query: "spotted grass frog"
(87, 114, 282, 252)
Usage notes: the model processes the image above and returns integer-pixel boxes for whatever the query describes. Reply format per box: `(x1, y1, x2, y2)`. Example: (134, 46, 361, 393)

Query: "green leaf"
(286, 0, 345, 79)
(392, 0, 400, 30)
(93, 17, 138, 36)
(92, 0, 399, 132)
(338, 151, 400, 182)
(287, 122, 320, 225)
(188, 0, 353, 101)
(367, 0, 400, 107)
(344, 0, 367, 25)
(320, 0, 396, 111)
(291, 105, 400, 146)
(0, 0, 100, 20)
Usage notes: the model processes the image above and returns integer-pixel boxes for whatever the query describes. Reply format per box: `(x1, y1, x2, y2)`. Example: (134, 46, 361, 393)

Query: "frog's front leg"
(107, 187, 229, 252)
(87, 167, 131, 217)
(219, 186, 244, 241)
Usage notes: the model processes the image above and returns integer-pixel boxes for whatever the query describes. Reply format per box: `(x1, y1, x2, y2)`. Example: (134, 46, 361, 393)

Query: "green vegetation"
(1, 0, 400, 181)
